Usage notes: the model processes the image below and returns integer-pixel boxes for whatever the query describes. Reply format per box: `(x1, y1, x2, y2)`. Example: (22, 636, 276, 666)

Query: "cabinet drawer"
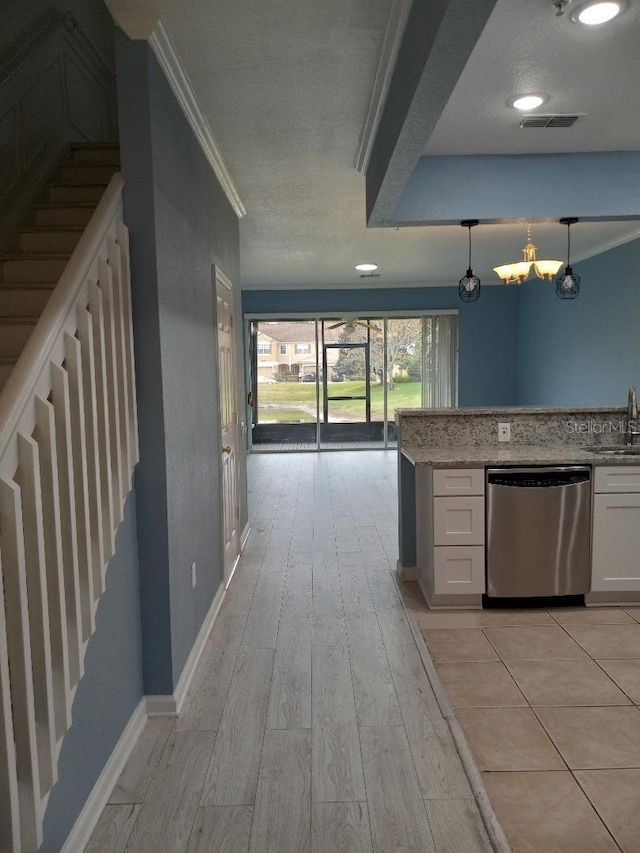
(434, 546, 485, 595)
(433, 468, 484, 497)
(433, 496, 484, 546)
(594, 466, 640, 493)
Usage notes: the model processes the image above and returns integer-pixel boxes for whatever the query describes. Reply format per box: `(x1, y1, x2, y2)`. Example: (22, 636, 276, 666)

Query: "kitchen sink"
(584, 446, 640, 455)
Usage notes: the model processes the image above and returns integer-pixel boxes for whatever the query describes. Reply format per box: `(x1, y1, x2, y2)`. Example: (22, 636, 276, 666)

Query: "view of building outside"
(256, 321, 341, 383)
(253, 318, 433, 428)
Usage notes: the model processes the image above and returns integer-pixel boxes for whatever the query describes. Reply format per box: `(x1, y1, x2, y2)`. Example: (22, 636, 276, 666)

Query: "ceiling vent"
(519, 114, 581, 128)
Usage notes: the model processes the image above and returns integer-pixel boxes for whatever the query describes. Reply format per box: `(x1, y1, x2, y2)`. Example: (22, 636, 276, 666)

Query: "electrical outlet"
(498, 422, 511, 442)
(191, 562, 197, 588)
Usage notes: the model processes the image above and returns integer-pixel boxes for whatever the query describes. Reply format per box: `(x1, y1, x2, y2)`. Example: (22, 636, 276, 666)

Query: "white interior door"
(215, 268, 240, 587)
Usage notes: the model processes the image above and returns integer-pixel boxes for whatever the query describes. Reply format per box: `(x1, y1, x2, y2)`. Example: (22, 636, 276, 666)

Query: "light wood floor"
(85, 451, 492, 853)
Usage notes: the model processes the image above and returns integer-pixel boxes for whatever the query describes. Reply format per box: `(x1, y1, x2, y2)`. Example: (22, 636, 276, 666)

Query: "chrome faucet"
(626, 386, 639, 446)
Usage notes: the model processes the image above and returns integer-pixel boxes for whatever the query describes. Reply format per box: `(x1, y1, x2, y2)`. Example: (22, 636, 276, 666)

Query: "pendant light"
(458, 220, 481, 303)
(556, 218, 580, 299)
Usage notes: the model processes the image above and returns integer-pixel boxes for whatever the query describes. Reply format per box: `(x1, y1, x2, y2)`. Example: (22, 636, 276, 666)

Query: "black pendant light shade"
(556, 217, 580, 299)
(459, 219, 481, 302)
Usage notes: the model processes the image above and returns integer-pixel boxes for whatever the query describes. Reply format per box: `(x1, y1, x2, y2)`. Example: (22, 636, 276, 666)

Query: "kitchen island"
(396, 406, 640, 609)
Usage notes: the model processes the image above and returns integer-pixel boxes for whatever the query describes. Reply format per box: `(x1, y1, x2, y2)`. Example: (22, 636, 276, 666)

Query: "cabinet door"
(433, 496, 484, 546)
(434, 546, 485, 595)
(592, 493, 640, 591)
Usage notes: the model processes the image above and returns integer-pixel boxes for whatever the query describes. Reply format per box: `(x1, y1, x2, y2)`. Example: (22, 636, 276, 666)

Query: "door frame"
(214, 266, 241, 588)
(321, 341, 371, 425)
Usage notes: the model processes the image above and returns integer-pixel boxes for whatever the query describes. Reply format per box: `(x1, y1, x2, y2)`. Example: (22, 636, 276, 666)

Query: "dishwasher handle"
(487, 466, 591, 488)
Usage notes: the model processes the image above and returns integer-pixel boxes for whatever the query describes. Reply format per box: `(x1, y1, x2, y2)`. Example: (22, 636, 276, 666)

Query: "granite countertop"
(395, 406, 625, 418)
(401, 444, 640, 467)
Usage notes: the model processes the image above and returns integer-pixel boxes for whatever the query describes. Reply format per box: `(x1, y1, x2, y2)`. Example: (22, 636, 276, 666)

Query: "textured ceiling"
(108, 0, 640, 289)
(425, 0, 640, 156)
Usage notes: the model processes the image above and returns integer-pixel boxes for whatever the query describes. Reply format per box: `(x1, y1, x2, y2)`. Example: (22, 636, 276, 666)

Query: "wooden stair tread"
(70, 142, 119, 149)
(49, 180, 110, 187)
(19, 225, 85, 233)
(1, 252, 71, 260)
(0, 281, 58, 290)
(34, 201, 97, 209)
(0, 282, 56, 289)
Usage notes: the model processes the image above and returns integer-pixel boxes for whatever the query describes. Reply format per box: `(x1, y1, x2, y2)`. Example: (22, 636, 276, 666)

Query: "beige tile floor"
(418, 604, 640, 852)
(84, 452, 493, 853)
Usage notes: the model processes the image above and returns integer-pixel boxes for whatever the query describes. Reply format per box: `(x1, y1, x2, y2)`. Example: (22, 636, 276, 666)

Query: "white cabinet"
(433, 545, 485, 596)
(417, 467, 485, 603)
(594, 466, 640, 493)
(433, 468, 484, 497)
(433, 496, 484, 546)
(592, 466, 640, 592)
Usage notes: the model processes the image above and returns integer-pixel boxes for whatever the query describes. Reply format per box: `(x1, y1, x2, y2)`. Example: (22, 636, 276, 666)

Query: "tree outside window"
(334, 319, 423, 391)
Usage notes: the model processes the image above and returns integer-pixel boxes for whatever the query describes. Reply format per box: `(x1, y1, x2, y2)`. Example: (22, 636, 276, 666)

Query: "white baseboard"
(144, 693, 179, 716)
(224, 522, 251, 589)
(60, 699, 147, 853)
(396, 560, 419, 581)
(146, 580, 226, 717)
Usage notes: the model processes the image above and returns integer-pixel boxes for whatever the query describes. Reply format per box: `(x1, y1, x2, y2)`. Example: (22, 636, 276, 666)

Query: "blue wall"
(242, 285, 519, 406)
(41, 494, 143, 853)
(394, 153, 640, 225)
(116, 34, 242, 694)
(516, 238, 640, 406)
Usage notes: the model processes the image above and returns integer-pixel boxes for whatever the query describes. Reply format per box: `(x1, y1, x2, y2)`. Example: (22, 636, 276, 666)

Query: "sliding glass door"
(248, 313, 457, 451)
(250, 320, 319, 450)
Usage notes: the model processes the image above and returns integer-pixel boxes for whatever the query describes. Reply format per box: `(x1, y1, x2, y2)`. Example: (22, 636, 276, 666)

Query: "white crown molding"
(103, 4, 159, 40)
(241, 278, 466, 291)
(355, 0, 413, 173)
(574, 224, 640, 264)
(60, 700, 147, 853)
(148, 21, 246, 218)
(106, 8, 246, 218)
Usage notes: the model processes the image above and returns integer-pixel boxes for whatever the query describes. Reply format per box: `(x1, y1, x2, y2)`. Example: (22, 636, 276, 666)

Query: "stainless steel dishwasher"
(486, 466, 591, 598)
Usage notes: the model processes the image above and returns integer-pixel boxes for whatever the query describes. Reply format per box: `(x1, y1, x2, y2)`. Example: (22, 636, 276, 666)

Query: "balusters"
(108, 237, 132, 487)
(63, 333, 95, 641)
(50, 363, 84, 686)
(116, 221, 139, 469)
(0, 476, 42, 851)
(88, 281, 115, 562)
(34, 396, 72, 740)
(0, 550, 21, 853)
(15, 434, 57, 795)
(76, 308, 106, 598)
(0, 201, 138, 850)
(98, 257, 124, 526)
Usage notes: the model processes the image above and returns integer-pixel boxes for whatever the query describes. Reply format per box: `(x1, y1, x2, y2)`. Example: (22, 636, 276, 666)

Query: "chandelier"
(493, 225, 563, 285)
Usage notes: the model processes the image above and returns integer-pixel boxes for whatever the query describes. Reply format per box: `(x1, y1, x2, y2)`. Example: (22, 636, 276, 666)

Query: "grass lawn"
(257, 407, 316, 423)
(257, 380, 422, 422)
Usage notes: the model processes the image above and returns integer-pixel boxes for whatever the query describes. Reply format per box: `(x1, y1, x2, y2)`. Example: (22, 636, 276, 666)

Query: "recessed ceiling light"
(355, 263, 378, 272)
(571, 1, 624, 24)
(511, 94, 545, 111)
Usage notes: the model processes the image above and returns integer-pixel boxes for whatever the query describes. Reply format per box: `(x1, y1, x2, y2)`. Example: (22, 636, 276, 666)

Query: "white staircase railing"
(0, 173, 138, 853)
